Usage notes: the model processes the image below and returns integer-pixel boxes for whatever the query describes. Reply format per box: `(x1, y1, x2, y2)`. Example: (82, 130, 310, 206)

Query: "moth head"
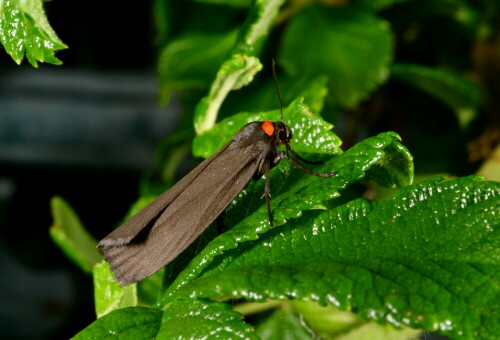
(274, 121, 293, 145)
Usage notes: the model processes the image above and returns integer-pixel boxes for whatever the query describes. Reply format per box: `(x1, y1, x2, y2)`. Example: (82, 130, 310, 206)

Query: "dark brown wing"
(98, 142, 231, 247)
(98, 142, 266, 285)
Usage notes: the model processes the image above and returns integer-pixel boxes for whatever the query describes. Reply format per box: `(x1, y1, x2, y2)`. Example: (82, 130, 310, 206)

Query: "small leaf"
(93, 261, 138, 317)
(256, 307, 315, 340)
(194, 54, 263, 134)
(49, 196, 102, 273)
(193, 0, 284, 133)
(391, 63, 482, 127)
(193, 98, 341, 158)
(0, 0, 67, 67)
(279, 5, 393, 107)
(72, 307, 163, 339)
(157, 299, 257, 339)
(365, 138, 414, 188)
(232, 0, 285, 55)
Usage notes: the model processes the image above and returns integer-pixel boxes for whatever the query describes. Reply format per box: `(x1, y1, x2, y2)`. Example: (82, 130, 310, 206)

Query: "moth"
(98, 62, 336, 285)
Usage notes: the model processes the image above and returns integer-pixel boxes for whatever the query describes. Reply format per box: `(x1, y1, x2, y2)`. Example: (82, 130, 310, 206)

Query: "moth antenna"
(271, 59, 284, 122)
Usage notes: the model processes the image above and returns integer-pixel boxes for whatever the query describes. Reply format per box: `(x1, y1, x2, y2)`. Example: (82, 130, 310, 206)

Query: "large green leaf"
(0, 0, 67, 67)
(49, 196, 102, 273)
(159, 131, 412, 302)
(391, 63, 482, 127)
(167, 176, 499, 340)
(279, 5, 393, 107)
(193, 98, 342, 158)
(75, 300, 257, 339)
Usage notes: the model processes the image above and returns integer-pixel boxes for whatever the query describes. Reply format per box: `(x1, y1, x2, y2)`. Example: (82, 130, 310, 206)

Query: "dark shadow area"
(0, 2, 180, 339)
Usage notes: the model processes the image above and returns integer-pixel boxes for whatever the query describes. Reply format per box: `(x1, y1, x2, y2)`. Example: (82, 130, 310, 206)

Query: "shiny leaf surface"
(193, 98, 342, 158)
(0, 0, 67, 67)
(73, 307, 162, 339)
(171, 176, 500, 340)
(157, 299, 258, 339)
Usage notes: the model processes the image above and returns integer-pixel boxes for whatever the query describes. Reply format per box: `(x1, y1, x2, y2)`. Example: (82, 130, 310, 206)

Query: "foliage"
(23, 0, 500, 339)
(0, 0, 67, 66)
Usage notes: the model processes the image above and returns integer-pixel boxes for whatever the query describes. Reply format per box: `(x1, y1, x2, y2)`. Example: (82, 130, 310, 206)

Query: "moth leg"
(282, 152, 337, 178)
(274, 152, 286, 164)
(287, 146, 323, 165)
(262, 159, 274, 227)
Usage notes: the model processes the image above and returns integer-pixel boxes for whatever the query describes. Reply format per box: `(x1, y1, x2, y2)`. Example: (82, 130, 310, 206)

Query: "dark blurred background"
(0, 2, 182, 339)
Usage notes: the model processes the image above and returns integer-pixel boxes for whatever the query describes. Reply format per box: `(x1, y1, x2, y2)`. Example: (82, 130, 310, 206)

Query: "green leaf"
(193, 0, 284, 133)
(93, 261, 138, 317)
(49, 196, 102, 273)
(194, 54, 263, 134)
(0, 0, 67, 67)
(193, 98, 342, 158)
(157, 29, 238, 104)
(157, 299, 258, 339)
(279, 5, 393, 107)
(169, 175, 500, 340)
(72, 307, 163, 339)
(159, 131, 410, 302)
(391, 63, 482, 127)
(256, 307, 315, 339)
(232, 0, 285, 55)
(365, 137, 414, 188)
